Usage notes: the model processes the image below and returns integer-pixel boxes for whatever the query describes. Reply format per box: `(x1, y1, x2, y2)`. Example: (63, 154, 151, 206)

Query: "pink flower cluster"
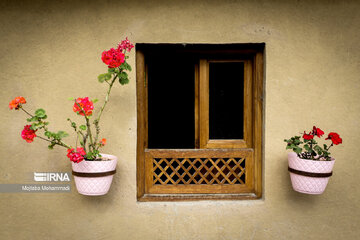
(118, 37, 134, 52)
(73, 97, 94, 116)
(101, 48, 125, 68)
(21, 125, 37, 143)
(67, 147, 86, 163)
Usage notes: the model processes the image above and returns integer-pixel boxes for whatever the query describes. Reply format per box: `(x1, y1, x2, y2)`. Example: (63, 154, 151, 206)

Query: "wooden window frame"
(199, 59, 253, 149)
(136, 44, 264, 201)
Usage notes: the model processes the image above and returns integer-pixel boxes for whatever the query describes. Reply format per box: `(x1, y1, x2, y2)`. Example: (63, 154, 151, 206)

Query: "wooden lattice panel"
(145, 149, 254, 194)
(153, 157, 246, 185)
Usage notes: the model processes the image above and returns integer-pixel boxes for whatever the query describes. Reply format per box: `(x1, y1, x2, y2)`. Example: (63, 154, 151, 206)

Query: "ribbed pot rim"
(72, 153, 117, 173)
(83, 153, 117, 162)
(288, 152, 335, 163)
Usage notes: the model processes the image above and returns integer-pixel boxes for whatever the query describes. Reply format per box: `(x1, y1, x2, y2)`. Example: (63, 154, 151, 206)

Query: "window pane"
(209, 62, 244, 139)
(147, 54, 195, 149)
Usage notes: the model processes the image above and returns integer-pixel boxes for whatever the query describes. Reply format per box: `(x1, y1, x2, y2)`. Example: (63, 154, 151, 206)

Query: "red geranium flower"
(73, 97, 94, 116)
(67, 147, 86, 163)
(21, 125, 37, 143)
(101, 48, 125, 68)
(312, 126, 324, 137)
(303, 131, 314, 140)
(9, 96, 26, 110)
(326, 132, 342, 145)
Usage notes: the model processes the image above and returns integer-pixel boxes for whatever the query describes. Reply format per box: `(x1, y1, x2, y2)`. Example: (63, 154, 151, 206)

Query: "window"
(136, 44, 264, 201)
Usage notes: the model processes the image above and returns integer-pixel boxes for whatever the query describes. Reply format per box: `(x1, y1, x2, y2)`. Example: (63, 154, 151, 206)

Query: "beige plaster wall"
(0, 0, 359, 239)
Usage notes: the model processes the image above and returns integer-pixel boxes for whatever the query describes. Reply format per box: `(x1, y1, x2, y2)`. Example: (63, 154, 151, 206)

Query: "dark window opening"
(147, 53, 195, 149)
(209, 62, 244, 140)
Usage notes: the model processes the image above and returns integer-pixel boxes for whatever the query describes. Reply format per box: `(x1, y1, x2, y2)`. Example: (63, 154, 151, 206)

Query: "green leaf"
(104, 73, 112, 80)
(92, 98, 98, 103)
(314, 145, 322, 151)
(98, 74, 105, 83)
(108, 68, 116, 73)
(68, 97, 74, 101)
(57, 131, 69, 138)
(120, 62, 132, 71)
(119, 77, 129, 85)
(293, 147, 302, 154)
(27, 116, 38, 122)
(35, 108, 46, 118)
(314, 145, 323, 155)
(85, 152, 95, 160)
(98, 73, 112, 83)
(79, 125, 87, 131)
(119, 72, 128, 79)
(94, 150, 100, 158)
(45, 131, 51, 137)
(304, 144, 310, 151)
(118, 72, 129, 85)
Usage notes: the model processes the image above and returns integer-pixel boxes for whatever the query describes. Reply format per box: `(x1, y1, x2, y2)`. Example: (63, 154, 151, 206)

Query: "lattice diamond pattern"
(153, 158, 246, 185)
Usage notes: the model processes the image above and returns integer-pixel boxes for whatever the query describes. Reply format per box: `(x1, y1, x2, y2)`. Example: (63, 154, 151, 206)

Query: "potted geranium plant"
(9, 38, 134, 196)
(284, 126, 342, 194)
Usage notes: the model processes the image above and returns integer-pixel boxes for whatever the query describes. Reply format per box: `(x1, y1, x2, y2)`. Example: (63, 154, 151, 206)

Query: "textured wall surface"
(1, 0, 359, 239)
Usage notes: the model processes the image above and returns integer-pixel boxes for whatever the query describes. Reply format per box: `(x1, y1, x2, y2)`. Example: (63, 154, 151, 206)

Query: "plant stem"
(83, 133, 88, 152)
(94, 74, 118, 144)
(310, 139, 317, 156)
(36, 135, 70, 149)
(85, 116, 94, 150)
(74, 101, 95, 152)
(75, 132, 79, 148)
(327, 143, 333, 151)
(20, 107, 34, 117)
(75, 100, 95, 151)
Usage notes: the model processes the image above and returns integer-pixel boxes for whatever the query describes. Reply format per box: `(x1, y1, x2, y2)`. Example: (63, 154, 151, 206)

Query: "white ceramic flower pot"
(288, 152, 335, 194)
(71, 153, 117, 196)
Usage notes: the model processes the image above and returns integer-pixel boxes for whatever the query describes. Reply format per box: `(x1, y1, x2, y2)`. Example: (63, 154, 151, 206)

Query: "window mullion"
(199, 59, 209, 149)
